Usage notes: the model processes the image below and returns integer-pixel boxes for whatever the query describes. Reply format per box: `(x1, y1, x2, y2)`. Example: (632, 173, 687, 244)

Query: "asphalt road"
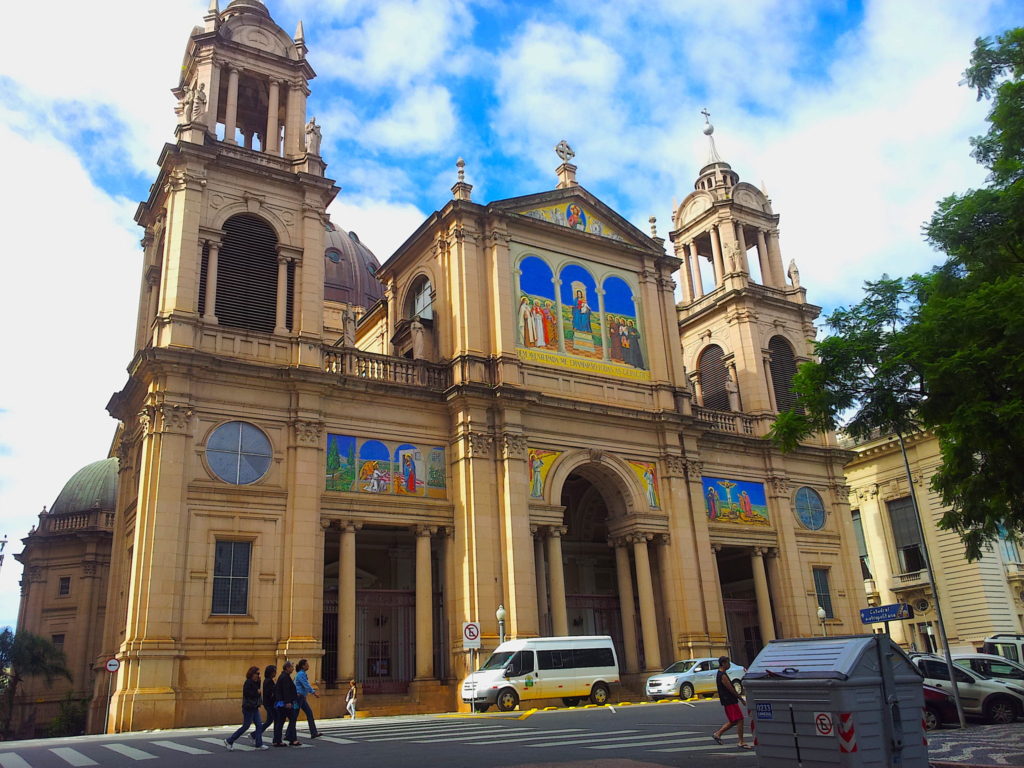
(0, 701, 758, 768)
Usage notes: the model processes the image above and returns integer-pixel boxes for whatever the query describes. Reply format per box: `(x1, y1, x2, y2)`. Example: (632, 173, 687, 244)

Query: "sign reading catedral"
(13, 0, 862, 737)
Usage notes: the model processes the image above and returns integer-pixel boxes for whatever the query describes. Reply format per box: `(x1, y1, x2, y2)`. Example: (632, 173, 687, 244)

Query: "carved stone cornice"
(140, 404, 193, 435)
(767, 475, 791, 497)
(293, 419, 323, 445)
(827, 481, 850, 499)
(465, 431, 494, 458)
(683, 459, 704, 481)
(662, 454, 686, 478)
(501, 432, 529, 461)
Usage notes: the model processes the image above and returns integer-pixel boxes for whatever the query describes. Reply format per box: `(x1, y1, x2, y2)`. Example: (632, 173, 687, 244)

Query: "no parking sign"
(462, 622, 481, 650)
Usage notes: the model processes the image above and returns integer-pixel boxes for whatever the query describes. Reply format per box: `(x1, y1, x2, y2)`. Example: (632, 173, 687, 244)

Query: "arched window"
(698, 344, 731, 411)
(406, 275, 433, 320)
(216, 214, 282, 333)
(769, 335, 799, 412)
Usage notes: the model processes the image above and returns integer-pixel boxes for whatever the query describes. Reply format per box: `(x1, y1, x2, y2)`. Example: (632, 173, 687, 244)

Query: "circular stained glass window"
(794, 487, 826, 530)
(326, 250, 342, 263)
(206, 421, 272, 485)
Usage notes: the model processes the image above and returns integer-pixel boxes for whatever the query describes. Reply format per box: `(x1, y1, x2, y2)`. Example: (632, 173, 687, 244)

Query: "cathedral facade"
(16, 0, 864, 734)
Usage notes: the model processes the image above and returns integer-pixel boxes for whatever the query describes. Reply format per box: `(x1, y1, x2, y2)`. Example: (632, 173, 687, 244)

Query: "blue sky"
(0, 0, 1017, 629)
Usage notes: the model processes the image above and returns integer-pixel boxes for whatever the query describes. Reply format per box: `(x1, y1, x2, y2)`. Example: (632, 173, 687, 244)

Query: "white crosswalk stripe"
(364, 727, 523, 741)
(198, 737, 254, 751)
(151, 741, 212, 755)
(49, 748, 98, 766)
(102, 744, 158, 760)
(316, 736, 356, 744)
(588, 734, 724, 749)
(412, 727, 589, 744)
(0, 754, 32, 768)
(527, 729, 641, 746)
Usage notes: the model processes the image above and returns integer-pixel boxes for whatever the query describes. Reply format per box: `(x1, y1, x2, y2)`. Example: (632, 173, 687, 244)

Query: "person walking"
(224, 666, 268, 750)
(712, 656, 750, 749)
(251, 665, 276, 743)
(273, 660, 300, 746)
(345, 679, 357, 720)
(294, 659, 322, 739)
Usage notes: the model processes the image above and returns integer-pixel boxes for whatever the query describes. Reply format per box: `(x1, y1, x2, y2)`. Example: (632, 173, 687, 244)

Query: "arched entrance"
(715, 545, 775, 667)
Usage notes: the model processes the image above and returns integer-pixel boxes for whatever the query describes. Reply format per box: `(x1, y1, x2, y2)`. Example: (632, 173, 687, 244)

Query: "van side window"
(997, 644, 1021, 663)
(575, 648, 615, 668)
(508, 650, 535, 676)
(538, 649, 571, 669)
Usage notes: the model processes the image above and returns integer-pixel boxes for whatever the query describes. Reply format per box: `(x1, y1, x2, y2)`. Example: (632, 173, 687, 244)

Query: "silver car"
(645, 657, 745, 700)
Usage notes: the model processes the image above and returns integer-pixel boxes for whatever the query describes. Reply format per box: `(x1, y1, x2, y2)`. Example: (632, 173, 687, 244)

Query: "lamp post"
(496, 604, 507, 645)
(817, 606, 827, 637)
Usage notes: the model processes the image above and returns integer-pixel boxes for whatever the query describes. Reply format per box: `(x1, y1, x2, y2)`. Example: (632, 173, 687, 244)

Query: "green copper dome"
(50, 458, 119, 515)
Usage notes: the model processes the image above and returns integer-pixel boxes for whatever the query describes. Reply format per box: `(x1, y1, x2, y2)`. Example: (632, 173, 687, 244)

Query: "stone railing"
(890, 569, 930, 591)
(42, 510, 115, 533)
(692, 406, 760, 436)
(1005, 562, 1024, 584)
(323, 347, 450, 391)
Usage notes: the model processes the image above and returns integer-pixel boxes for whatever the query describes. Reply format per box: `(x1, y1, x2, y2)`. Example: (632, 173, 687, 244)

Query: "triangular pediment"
(490, 186, 659, 252)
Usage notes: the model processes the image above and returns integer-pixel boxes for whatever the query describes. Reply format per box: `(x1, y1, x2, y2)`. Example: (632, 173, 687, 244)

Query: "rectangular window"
(212, 540, 251, 615)
(58, 576, 71, 597)
(51, 634, 65, 651)
(887, 497, 927, 573)
(851, 510, 873, 579)
(812, 567, 834, 619)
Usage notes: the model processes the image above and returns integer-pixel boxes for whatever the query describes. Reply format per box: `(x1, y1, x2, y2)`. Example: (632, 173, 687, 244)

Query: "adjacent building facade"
(16, 0, 866, 734)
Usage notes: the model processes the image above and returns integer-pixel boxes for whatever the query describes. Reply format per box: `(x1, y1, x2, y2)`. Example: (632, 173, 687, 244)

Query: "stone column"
(552, 278, 566, 354)
(337, 521, 360, 681)
(763, 353, 778, 411)
(735, 223, 749, 273)
(414, 525, 434, 680)
(679, 244, 694, 303)
(266, 79, 280, 155)
(631, 533, 662, 671)
(533, 528, 549, 635)
(756, 229, 772, 286)
(285, 81, 308, 156)
(751, 548, 776, 643)
(709, 226, 725, 288)
(546, 526, 568, 636)
(275, 254, 289, 334)
(767, 229, 785, 288)
(223, 66, 239, 144)
(205, 59, 221, 135)
(612, 539, 640, 673)
(689, 372, 704, 408)
(654, 534, 677, 660)
(203, 242, 219, 322)
(596, 288, 610, 361)
(690, 244, 705, 298)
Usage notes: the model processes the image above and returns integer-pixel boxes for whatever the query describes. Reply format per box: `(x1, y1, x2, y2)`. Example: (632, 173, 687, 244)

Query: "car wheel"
(680, 682, 695, 700)
(562, 697, 581, 706)
(923, 706, 940, 731)
(984, 696, 1018, 724)
(496, 688, 519, 712)
(590, 682, 611, 705)
(732, 679, 743, 696)
(472, 702, 490, 713)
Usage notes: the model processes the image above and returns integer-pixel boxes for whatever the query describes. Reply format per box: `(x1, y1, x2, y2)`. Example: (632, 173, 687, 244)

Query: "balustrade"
(323, 346, 450, 391)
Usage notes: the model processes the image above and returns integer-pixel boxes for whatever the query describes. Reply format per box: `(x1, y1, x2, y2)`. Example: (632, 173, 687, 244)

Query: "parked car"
(981, 633, 1024, 663)
(954, 653, 1024, 683)
(645, 657, 745, 701)
(923, 683, 958, 730)
(911, 653, 1024, 724)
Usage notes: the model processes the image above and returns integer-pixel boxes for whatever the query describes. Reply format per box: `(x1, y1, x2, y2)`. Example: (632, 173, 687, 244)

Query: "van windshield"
(480, 651, 514, 671)
(664, 661, 697, 674)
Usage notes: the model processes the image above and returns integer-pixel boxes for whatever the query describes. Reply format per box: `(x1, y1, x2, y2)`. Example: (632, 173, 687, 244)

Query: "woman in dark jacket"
(253, 665, 276, 742)
(273, 660, 300, 746)
(224, 666, 267, 750)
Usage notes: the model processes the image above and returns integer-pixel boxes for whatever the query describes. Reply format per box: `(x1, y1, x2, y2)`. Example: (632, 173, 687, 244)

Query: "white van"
(461, 635, 619, 712)
(981, 634, 1024, 664)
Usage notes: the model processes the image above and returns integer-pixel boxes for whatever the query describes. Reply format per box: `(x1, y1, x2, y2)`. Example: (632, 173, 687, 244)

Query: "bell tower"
(670, 112, 819, 419)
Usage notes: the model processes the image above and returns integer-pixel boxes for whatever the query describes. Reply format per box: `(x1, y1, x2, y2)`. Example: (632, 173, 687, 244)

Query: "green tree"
(0, 628, 72, 737)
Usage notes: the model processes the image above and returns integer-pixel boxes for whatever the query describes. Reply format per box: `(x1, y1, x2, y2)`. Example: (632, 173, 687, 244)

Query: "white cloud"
(365, 84, 456, 153)
(328, 197, 428, 262)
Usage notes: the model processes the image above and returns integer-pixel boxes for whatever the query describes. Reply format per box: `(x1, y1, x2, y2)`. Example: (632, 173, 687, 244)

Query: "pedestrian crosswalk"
(0, 715, 746, 766)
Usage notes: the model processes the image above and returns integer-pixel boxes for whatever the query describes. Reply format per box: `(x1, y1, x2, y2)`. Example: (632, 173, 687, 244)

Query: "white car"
(912, 654, 1024, 724)
(954, 653, 1024, 683)
(645, 658, 745, 701)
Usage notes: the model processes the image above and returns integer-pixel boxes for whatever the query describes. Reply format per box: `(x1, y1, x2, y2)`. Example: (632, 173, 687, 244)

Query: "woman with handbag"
(224, 666, 268, 750)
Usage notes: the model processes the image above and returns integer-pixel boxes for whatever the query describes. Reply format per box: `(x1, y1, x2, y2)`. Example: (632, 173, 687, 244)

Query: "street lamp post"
(817, 606, 827, 637)
(496, 604, 507, 645)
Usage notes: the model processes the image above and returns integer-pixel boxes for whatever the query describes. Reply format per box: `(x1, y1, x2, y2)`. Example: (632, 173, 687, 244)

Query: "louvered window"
(198, 240, 209, 316)
(698, 344, 730, 411)
(769, 335, 798, 412)
(215, 214, 281, 333)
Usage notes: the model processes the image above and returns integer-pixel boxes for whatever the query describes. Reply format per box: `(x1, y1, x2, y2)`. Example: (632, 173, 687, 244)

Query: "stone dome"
(50, 457, 119, 515)
(324, 221, 384, 308)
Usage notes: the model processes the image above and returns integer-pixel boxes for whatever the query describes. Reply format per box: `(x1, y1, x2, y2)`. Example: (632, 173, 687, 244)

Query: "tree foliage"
(0, 628, 72, 737)
(771, 28, 1024, 560)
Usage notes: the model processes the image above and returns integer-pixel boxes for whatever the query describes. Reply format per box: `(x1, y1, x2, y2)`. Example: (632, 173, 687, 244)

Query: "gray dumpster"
(743, 634, 927, 767)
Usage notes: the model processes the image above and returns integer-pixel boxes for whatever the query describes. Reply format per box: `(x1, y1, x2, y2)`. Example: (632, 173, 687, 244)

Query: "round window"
(326, 250, 342, 263)
(794, 487, 826, 530)
(206, 421, 272, 485)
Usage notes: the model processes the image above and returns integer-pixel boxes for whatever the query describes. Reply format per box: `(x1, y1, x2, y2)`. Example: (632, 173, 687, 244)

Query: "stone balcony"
(864, 578, 881, 605)
(323, 346, 451, 391)
(35, 509, 115, 536)
(890, 569, 931, 593)
(692, 406, 772, 436)
(1005, 562, 1024, 588)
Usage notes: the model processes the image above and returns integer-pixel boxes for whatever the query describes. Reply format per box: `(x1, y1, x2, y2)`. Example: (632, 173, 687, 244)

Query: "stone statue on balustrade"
(305, 117, 322, 155)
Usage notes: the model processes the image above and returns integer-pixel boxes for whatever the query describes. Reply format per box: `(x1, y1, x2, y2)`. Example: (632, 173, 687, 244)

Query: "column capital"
(339, 520, 363, 533)
(752, 546, 767, 557)
(292, 418, 323, 445)
(547, 525, 567, 539)
(501, 432, 529, 460)
(464, 431, 494, 458)
(711, 542, 723, 554)
(412, 524, 437, 537)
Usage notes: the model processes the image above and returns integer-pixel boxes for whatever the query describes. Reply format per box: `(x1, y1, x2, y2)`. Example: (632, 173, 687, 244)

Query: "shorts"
(723, 703, 744, 723)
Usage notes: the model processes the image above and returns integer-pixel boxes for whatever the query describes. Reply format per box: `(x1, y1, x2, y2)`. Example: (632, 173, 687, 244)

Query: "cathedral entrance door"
(565, 594, 634, 669)
(356, 589, 415, 694)
(723, 598, 761, 667)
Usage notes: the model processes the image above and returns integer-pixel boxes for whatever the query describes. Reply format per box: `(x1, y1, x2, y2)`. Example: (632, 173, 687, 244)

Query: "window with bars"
(887, 497, 927, 573)
(212, 540, 251, 615)
(851, 510, 874, 579)
(407, 276, 434, 320)
(214, 214, 282, 333)
(698, 344, 731, 411)
(812, 567, 834, 618)
(58, 576, 71, 597)
(768, 335, 798, 412)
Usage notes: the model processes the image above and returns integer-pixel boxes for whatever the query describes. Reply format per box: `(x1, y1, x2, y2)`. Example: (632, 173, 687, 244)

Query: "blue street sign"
(860, 603, 914, 624)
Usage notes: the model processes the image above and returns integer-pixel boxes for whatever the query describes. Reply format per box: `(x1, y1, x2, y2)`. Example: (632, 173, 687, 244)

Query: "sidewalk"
(928, 722, 1024, 766)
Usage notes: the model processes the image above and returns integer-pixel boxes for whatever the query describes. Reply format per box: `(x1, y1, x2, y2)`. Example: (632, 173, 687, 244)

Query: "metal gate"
(565, 594, 641, 670)
(724, 597, 762, 667)
(356, 589, 415, 694)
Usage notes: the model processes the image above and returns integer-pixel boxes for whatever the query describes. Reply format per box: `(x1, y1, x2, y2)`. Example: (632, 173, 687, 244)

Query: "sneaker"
(224, 739, 233, 751)
(258, 745, 270, 750)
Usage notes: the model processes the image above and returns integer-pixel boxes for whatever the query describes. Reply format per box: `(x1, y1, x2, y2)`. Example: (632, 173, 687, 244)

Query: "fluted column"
(751, 547, 776, 643)
(285, 81, 308, 156)
(612, 539, 640, 673)
(546, 527, 568, 636)
(709, 226, 725, 288)
(223, 65, 239, 144)
(265, 79, 280, 155)
(275, 254, 289, 334)
(690, 244, 705, 298)
(533, 528, 549, 635)
(414, 525, 434, 680)
(631, 533, 661, 671)
(679, 244, 694, 303)
(767, 229, 785, 288)
(203, 242, 219, 322)
(337, 521, 361, 681)
(756, 229, 772, 286)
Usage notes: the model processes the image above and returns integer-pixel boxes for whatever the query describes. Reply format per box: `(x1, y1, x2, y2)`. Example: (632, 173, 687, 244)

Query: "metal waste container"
(743, 634, 927, 767)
